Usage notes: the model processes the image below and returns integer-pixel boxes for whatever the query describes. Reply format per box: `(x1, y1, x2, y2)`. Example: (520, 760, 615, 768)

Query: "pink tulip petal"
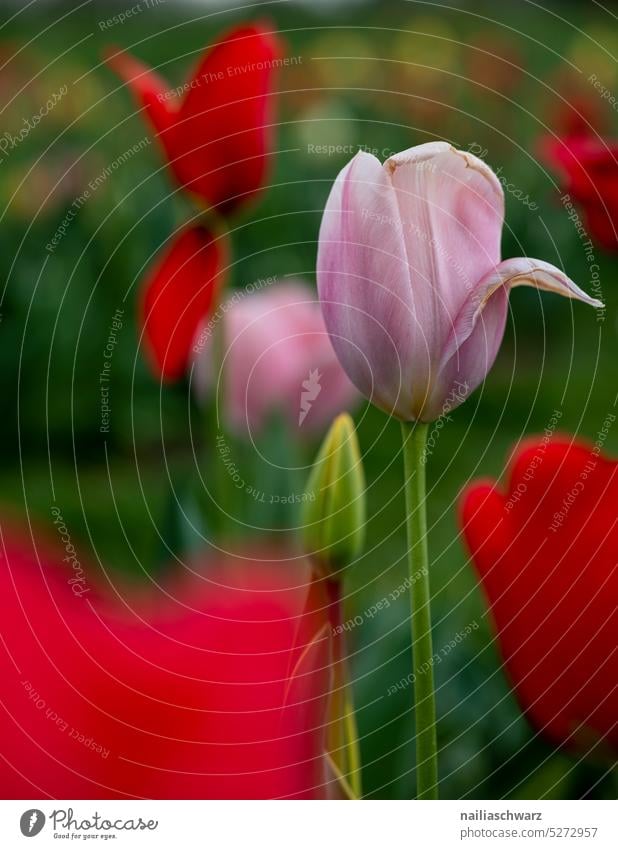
(430, 258, 603, 419)
(318, 151, 425, 417)
(480, 257, 602, 305)
(426, 287, 508, 421)
(443, 256, 602, 365)
(384, 143, 504, 358)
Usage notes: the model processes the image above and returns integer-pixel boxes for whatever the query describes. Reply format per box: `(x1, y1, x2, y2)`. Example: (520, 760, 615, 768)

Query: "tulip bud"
(301, 413, 365, 572)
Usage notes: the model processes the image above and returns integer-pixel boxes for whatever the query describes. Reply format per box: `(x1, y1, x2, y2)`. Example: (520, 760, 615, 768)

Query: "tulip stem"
(344, 693, 362, 798)
(325, 576, 363, 798)
(400, 421, 438, 799)
(210, 311, 230, 538)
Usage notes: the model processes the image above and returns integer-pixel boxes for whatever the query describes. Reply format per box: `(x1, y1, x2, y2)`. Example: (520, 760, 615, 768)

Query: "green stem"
(326, 577, 363, 798)
(209, 312, 229, 538)
(344, 693, 362, 798)
(400, 421, 438, 799)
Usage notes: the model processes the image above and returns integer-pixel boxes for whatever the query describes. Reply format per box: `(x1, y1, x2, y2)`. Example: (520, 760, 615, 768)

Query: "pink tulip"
(317, 142, 602, 422)
(194, 281, 358, 435)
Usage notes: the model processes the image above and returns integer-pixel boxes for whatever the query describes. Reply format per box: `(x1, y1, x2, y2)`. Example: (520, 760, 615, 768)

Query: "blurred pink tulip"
(317, 142, 602, 422)
(194, 281, 358, 436)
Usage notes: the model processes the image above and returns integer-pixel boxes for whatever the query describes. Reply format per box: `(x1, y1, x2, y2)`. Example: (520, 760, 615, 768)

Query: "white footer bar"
(1, 799, 615, 848)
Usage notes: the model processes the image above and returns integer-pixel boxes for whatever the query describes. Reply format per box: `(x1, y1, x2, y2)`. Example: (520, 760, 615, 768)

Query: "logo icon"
(299, 369, 322, 426)
(20, 810, 45, 837)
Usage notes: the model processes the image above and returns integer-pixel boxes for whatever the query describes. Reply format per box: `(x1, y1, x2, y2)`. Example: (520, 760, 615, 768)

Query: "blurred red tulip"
(105, 24, 281, 215)
(141, 224, 228, 381)
(460, 436, 618, 758)
(542, 134, 618, 251)
(0, 528, 333, 798)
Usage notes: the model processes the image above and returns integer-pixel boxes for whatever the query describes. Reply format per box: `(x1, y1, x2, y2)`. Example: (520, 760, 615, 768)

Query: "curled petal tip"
(485, 257, 604, 309)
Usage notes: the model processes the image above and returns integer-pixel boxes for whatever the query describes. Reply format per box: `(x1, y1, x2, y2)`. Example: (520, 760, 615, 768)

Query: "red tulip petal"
(459, 479, 510, 587)
(281, 623, 332, 799)
(540, 132, 618, 251)
(459, 436, 618, 756)
(0, 532, 332, 798)
(103, 46, 174, 137)
(104, 25, 282, 213)
(176, 23, 281, 213)
(141, 225, 227, 381)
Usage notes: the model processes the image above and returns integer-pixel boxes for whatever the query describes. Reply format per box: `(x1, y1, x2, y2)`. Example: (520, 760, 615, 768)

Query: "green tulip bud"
(301, 413, 365, 572)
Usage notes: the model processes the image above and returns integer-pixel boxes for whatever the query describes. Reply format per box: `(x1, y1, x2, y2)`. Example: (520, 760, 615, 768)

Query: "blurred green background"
(0, 0, 616, 799)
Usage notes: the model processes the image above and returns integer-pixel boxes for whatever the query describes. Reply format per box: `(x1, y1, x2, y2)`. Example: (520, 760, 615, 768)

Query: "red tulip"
(460, 436, 618, 757)
(0, 528, 332, 798)
(105, 23, 281, 215)
(542, 133, 618, 251)
(141, 224, 228, 381)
